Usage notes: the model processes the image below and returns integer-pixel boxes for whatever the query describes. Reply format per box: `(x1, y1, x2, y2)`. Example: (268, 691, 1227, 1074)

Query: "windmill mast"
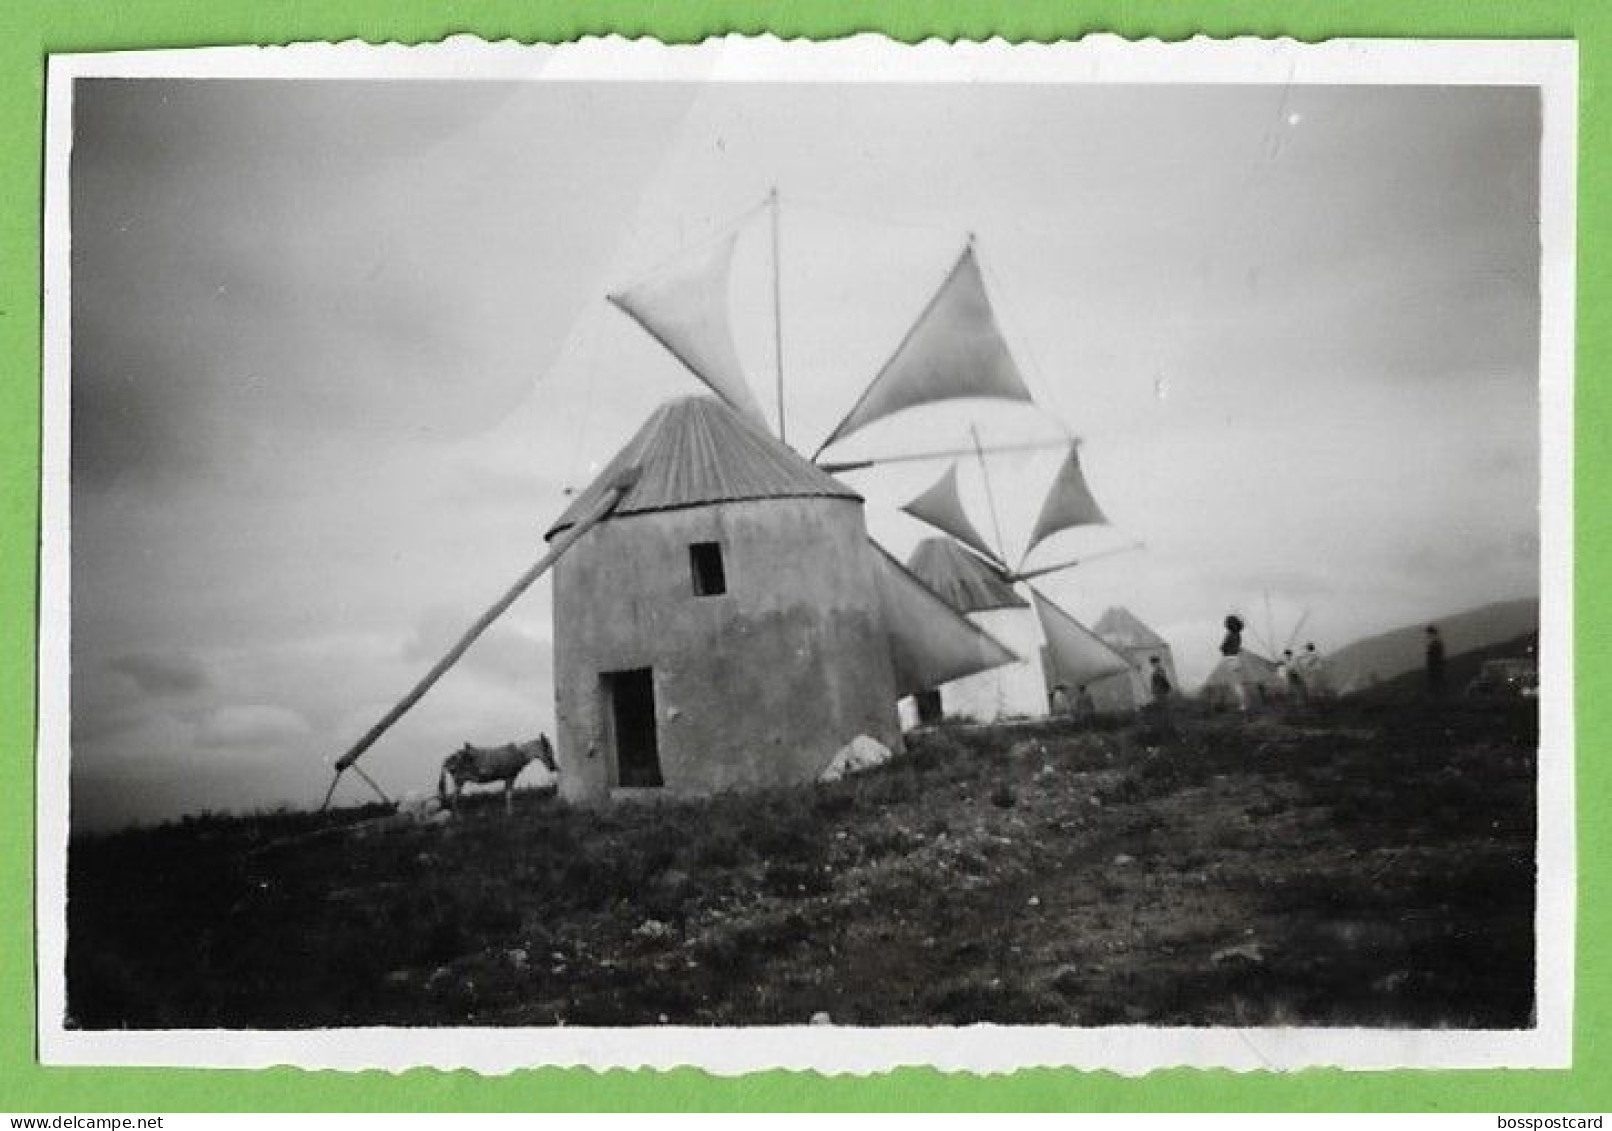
(770, 187, 787, 444)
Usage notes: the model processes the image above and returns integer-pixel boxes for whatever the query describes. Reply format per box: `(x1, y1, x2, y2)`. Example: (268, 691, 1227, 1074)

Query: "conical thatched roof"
(547, 396, 859, 539)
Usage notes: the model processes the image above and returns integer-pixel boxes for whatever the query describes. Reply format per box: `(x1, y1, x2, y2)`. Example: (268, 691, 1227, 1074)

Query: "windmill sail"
(1031, 587, 1131, 687)
(608, 230, 768, 427)
(900, 462, 1002, 565)
(906, 537, 1026, 614)
(870, 542, 1019, 698)
(816, 245, 1035, 454)
(1023, 444, 1109, 560)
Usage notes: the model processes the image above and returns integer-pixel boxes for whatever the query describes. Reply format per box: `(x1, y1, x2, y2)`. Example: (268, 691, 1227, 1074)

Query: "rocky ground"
(66, 696, 1536, 1029)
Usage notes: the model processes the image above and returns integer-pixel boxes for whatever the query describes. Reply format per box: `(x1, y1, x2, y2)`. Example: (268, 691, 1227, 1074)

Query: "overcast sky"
(68, 78, 1541, 830)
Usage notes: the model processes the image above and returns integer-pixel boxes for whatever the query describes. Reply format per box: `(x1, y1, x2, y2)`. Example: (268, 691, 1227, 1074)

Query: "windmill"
(320, 192, 1035, 806)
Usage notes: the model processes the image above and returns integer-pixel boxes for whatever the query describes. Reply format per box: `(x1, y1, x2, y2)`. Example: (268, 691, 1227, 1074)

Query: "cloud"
(69, 78, 699, 491)
(402, 606, 553, 689)
(72, 652, 211, 753)
(73, 704, 201, 768)
(107, 651, 209, 696)
(198, 704, 311, 750)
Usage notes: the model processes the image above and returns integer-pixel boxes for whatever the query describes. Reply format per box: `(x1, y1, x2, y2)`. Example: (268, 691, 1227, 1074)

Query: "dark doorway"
(604, 668, 662, 787)
(914, 689, 944, 725)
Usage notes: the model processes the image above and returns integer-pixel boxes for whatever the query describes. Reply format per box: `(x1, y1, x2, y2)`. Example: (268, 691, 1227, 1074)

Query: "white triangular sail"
(870, 542, 1019, 698)
(1023, 444, 1109, 560)
(817, 245, 1035, 454)
(1031, 587, 1131, 688)
(608, 231, 768, 427)
(900, 462, 1001, 566)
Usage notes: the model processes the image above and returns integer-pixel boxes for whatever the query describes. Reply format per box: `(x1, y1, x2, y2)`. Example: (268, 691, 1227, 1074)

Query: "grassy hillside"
(66, 698, 1536, 1029)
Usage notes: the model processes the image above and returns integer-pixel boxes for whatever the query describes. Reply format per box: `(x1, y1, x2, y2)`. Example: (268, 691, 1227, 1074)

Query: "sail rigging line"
(970, 422, 1009, 565)
(1241, 593, 1276, 659)
(782, 192, 961, 239)
(810, 241, 971, 461)
(970, 239, 1079, 443)
(1017, 441, 1114, 568)
(812, 238, 1039, 459)
(899, 461, 1007, 571)
(818, 436, 1070, 474)
(947, 534, 1019, 581)
(561, 300, 607, 494)
(1010, 540, 1145, 583)
(606, 200, 772, 427)
(770, 187, 787, 445)
(620, 195, 771, 285)
(605, 284, 763, 425)
(870, 540, 1021, 697)
(1247, 624, 1277, 658)
(1285, 609, 1312, 652)
(1029, 585, 1133, 688)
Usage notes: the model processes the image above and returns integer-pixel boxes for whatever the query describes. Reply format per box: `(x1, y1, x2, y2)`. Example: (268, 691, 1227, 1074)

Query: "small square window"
(690, 541, 726, 596)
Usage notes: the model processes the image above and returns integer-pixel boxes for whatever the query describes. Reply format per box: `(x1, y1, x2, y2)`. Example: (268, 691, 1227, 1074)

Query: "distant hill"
(1327, 598, 1538, 695)
(1348, 631, 1538, 702)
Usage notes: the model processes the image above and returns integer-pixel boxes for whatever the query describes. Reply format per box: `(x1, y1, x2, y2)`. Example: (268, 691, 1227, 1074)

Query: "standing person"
(1296, 642, 1325, 700)
(1426, 625, 1447, 699)
(1050, 682, 1073, 717)
(1220, 613, 1249, 712)
(1282, 648, 1306, 701)
(1075, 684, 1097, 722)
(1146, 656, 1175, 734)
(1149, 656, 1173, 703)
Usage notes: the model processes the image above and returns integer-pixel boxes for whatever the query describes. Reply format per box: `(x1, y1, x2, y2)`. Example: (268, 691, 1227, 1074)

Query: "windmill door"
(604, 668, 662, 788)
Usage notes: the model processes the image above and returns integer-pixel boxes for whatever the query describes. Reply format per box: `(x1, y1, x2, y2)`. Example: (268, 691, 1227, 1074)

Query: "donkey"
(438, 735, 556, 814)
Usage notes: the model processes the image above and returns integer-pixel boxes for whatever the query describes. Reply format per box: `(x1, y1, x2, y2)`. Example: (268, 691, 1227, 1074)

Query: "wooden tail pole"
(320, 470, 639, 811)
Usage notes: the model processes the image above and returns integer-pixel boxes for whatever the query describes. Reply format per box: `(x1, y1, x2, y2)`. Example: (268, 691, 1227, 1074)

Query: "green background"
(0, 0, 1602, 1113)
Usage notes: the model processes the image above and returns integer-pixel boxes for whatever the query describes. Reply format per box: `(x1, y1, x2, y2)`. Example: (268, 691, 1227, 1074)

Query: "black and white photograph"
(38, 36, 1574, 1073)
